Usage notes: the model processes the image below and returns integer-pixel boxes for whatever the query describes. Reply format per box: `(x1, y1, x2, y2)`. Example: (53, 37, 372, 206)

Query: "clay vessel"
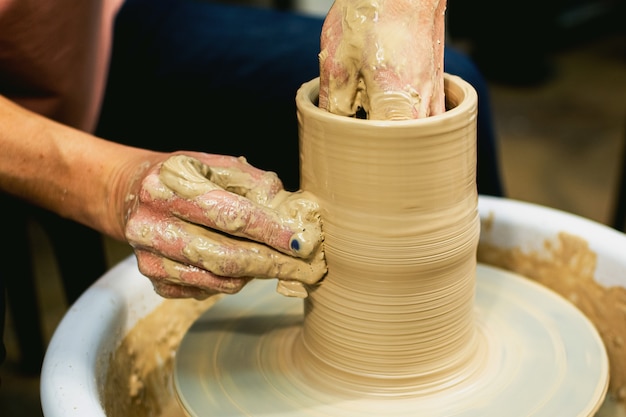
(294, 75, 483, 396)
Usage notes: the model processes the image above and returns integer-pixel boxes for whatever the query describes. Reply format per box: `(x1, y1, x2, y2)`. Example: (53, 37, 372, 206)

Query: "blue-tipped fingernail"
(290, 238, 301, 252)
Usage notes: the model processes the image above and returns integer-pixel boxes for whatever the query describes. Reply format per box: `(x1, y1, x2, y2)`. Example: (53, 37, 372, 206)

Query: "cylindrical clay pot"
(294, 75, 482, 396)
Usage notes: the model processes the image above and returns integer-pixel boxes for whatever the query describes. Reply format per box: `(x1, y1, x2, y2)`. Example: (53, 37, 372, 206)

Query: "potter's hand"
(319, 0, 446, 120)
(124, 153, 326, 300)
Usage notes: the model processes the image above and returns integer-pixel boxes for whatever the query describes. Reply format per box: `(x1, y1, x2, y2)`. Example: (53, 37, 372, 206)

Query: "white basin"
(40, 196, 626, 416)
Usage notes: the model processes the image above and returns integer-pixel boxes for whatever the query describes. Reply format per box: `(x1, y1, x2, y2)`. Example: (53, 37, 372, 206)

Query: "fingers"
(126, 153, 327, 299)
(319, 4, 366, 117)
(189, 189, 306, 256)
(318, 0, 446, 120)
(141, 156, 324, 259)
(319, 3, 349, 114)
(164, 154, 284, 204)
(265, 189, 325, 258)
(205, 164, 284, 207)
(134, 249, 249, 299)
(127, 213, 327, 284)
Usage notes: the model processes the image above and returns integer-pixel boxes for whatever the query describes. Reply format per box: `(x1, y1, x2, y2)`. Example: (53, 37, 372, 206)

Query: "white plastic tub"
(40, 196, 626, 416)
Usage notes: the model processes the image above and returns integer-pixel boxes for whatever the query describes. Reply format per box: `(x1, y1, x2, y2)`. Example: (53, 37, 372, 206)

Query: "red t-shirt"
(0, 0, 124, 132)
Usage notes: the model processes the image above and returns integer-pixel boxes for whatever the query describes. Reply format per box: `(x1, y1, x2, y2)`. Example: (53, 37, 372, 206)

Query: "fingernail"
(290, 237, 301, 252)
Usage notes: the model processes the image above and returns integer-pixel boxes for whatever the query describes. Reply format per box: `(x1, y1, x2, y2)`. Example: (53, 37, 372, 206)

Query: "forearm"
(0, 95, 163, 241)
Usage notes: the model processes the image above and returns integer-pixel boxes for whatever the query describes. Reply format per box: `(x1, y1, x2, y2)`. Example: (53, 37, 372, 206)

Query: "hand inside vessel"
(319, 0, 446, 120)
(123, 153, 326, 300)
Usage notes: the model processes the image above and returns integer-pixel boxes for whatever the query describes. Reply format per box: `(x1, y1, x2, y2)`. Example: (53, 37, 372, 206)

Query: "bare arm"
(0, 96, 326, 299)
(0, 95, 159, 241)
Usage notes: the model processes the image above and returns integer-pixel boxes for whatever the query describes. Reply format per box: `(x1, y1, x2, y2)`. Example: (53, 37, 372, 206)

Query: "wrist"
(105, 148, 164, 241)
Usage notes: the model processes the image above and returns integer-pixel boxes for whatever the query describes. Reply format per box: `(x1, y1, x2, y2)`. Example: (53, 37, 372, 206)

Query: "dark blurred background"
(447, 0, 625, 86)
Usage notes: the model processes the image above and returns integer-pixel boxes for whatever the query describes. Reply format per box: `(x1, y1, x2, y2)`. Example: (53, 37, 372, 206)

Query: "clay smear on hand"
(126, 155, 326, 299)
(319, 0, 446, 120)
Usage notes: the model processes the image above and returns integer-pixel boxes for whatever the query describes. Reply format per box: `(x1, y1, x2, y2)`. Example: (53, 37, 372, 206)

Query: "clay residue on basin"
(103, 296, 220, 417)
(478, 231, 626, 404)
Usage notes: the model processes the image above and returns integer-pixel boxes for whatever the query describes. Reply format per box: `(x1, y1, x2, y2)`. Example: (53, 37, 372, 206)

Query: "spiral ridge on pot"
(294, 75, 484, 396)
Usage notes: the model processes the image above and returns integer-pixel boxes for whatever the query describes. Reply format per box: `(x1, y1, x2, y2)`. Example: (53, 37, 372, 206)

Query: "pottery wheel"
(174, 263, 608, 416)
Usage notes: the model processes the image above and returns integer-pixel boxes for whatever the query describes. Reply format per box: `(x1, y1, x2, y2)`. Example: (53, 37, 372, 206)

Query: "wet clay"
(102, 75, 613, 417)
(129, 154, 326, 297)
(478, 231, 626, 403)
(105, 74, 483, 414)
(174, 263, 608, 416)
(103, 297, 219, 417)
(318, 0, 446, 120)
(157, 155, 324, 266)
(101, 253, 618, 417)
(294, 75, 482, 395)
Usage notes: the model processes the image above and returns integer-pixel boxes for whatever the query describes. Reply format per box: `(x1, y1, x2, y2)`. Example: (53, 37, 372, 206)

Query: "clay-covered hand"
(319, 0, 446, 120)
(123, 153, 326, 300)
